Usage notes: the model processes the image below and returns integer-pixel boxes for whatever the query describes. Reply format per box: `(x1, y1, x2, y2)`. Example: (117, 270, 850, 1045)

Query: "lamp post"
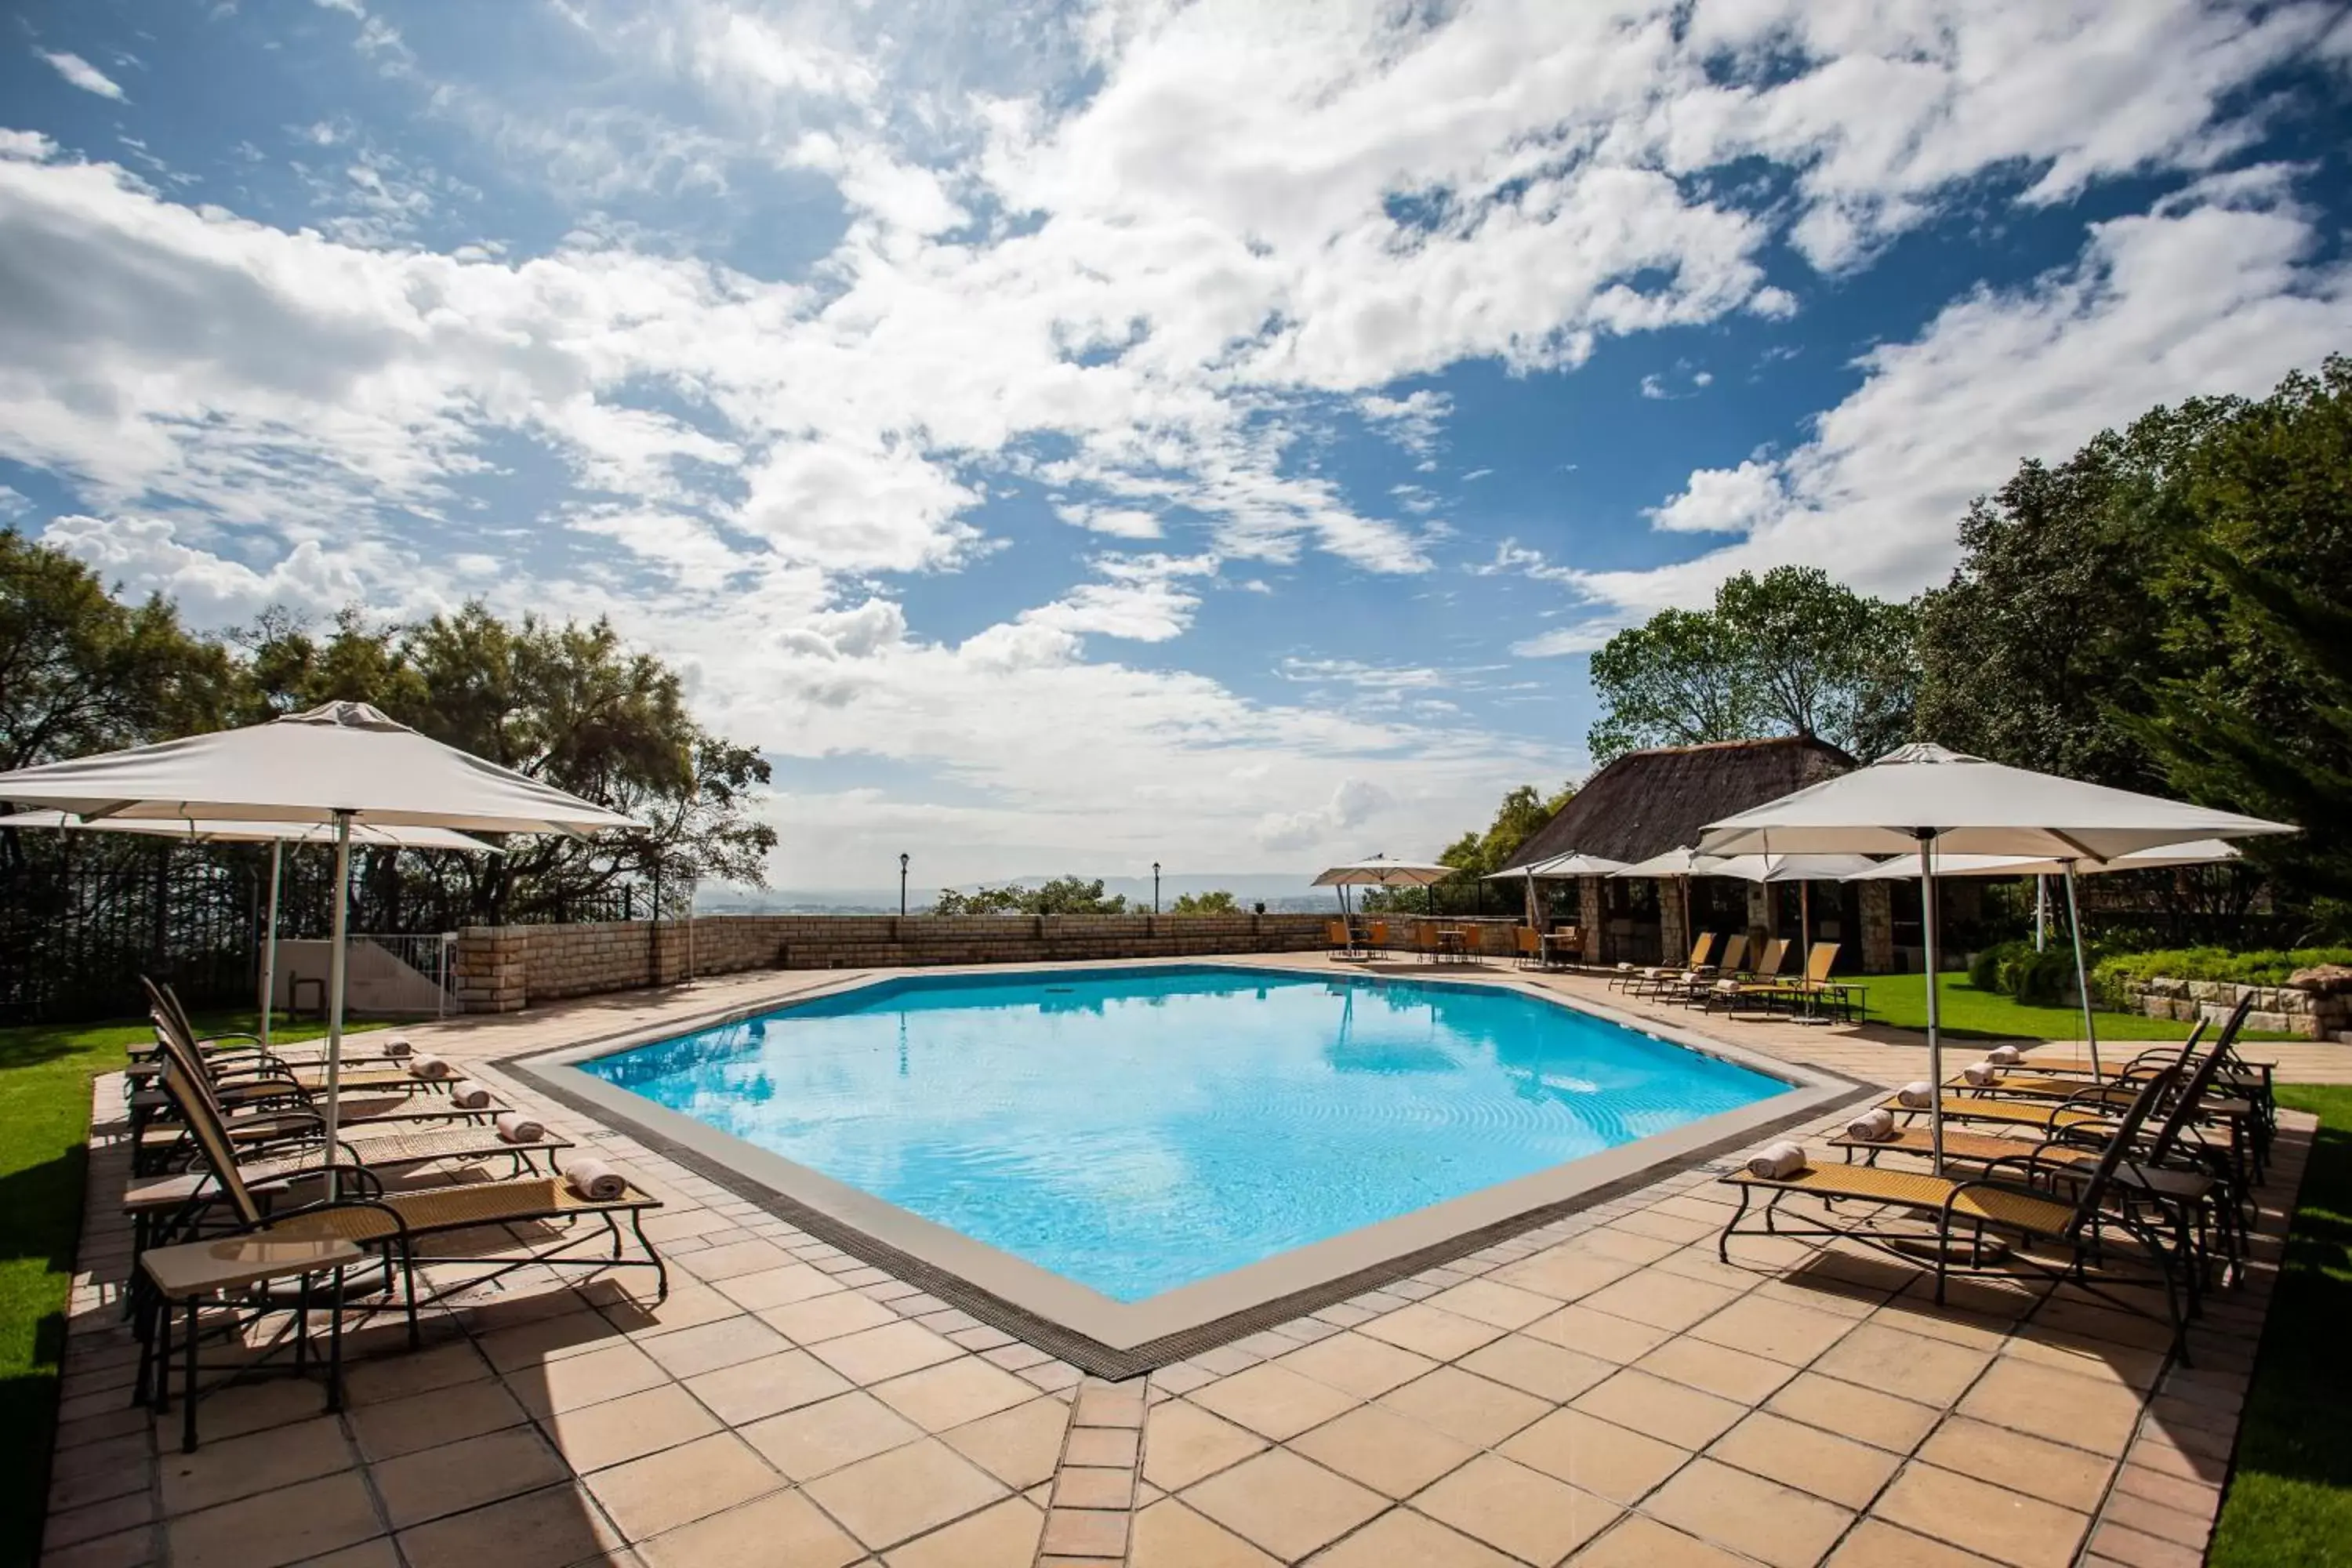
(899, 852, 909, 916)
(1152, 862, 1161, 913)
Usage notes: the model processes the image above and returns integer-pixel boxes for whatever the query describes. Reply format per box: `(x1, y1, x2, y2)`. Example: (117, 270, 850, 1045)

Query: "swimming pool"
(572, 965, 1794, 1304)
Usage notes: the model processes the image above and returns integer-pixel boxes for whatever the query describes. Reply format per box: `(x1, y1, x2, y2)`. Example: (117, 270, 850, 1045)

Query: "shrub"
(1969, 940, 2027, 993)
(1969, 938, 2081, 1006)
(2092, 946, 2352, 1000)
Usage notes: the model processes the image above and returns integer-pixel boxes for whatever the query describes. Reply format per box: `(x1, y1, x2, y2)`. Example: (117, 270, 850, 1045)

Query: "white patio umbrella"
(1843, 839, 2243, 1080)
(1700, 743, 2296, 1170)
(1312, 855, 1456, 917)
(1483, 851, 1628, 928)
(0, 809, 501, 1050)
(0, 702, 640, 1187)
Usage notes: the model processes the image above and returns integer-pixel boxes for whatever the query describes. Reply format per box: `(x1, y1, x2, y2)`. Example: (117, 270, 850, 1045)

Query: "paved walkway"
(46, 958, 2315, 1566)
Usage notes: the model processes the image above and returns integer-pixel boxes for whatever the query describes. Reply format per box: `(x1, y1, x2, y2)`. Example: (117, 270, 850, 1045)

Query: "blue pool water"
(580, 966, 1789, 1302)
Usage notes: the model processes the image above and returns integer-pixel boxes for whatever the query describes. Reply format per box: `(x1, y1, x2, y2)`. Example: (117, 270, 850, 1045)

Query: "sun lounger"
(1620, 932, 1717, 996)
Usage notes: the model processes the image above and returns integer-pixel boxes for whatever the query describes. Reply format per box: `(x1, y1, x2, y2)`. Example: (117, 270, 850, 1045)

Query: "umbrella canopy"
(1703, 852, 1886, 883)
(1697, 743, 2294, 862)
(1509, 851, 1630, 879)
(1610, 845, 1714, 878)
(1699, 743, 2295, 1170)
(1839, 840, 2241, 880)
(0, 700, 641, 834)
(0, 808, 499, 852)
(0, 702, 641, 1193)
(1311, 855, 1456, 887)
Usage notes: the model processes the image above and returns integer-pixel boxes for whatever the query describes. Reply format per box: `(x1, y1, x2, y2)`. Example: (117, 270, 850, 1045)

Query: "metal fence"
(0, 842, 267, 1025)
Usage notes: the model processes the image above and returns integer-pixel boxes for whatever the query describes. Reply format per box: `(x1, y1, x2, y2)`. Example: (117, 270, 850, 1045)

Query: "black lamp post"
(1152, 862, 1161, 913)
(899, 852, 909, 916)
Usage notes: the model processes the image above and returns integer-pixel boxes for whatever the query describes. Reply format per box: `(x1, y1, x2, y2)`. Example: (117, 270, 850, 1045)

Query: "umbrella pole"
(260, 840, 283, 1053)
(1919, 838, 1944, 1174)
(1798, 880, 1814, 1024)
(2062, 861, 2100, 1080)
(322, 811, 353, 1200)
(2034, 875, 2048, 953)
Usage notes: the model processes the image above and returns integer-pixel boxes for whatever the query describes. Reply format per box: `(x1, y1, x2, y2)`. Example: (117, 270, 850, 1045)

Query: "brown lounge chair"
(1719, 1069, 2189, 1353)
(1617, 932, 1716, 994)
(1702, 938, 1789, 1012)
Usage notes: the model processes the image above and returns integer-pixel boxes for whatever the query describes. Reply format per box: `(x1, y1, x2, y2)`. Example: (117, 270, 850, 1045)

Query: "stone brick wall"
(2124, 976, 2352, 1043)
(450, 911, 1359, 1013)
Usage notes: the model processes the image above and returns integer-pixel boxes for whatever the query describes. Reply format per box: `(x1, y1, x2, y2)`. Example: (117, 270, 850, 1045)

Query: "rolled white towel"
(1615, 963, 1634, 973)
(1896, 1081, 1936, 1109)
(376, 1034, 414, 1059)
(1962, 1061, 2002, 1087)
(1846, 1108, 1898, 1142)
(1987, 1044, 2023, 1065)
(407, 1053, 452, 1080)
(1745, 1141, 1807, 1179)
(564, 1158, 627, 1202)
(448, 1079, 494, 1109)
(495, 1111, 545, 1145)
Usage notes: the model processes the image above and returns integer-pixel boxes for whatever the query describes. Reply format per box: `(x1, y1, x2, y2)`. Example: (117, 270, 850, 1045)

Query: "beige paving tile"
(883, 1496, 1043, 1568)
(341, 1339, 493, 1405)
(371, 1425, 571, 1529)
(1813, 1323, 1995, 1409)
(1354, 1302, 1507, 1361)
(396, 1482, 624, 1568)
(1127, 1499, 1280, 1567)
(475, 1309, 624, 1374)
(1054, 1465, 1136, 1510)
(543, 1383, 722, 1472)
(1456, 1334, 1615, 1403)
(803, 1438, 1009, 1549)
(806, 1321, 964, 1385)
(583, 1432, 783, 1541)
(1766, 1371, 1943, 1454)
(165, 1472, 383, 1568)
(1637, 1334, 1801, 1403)
(1955, 1359, 2145, 1457)
(158, 1417, 351, 1516)
(1690, 1291, 1861, 1366)
(1424, 1278, 1560, 1330)
(711, 1262, 846, 1312)
(503, 1340, 671, 1418)
(1916, 1417, 2117, 1512)
(943, 1395, 1073, 1489)
(637, 1489, 865, 1568)
(1272, 1332, 1439, 1399)
(637, 1314, 790, 1380)
(1708, 1409, 1902, 1510)
(1141, 1399, 1269, 1491)
(1492, 1243, 1642, 1304)
(1571, 1367, 1745, 1450)
(1498, 1407, 1691, 1504)
(1190, 1363, 1361, 1441)
(1572, 1513, 1757, 1567)
(1578, 1270, 1744, 1334)
(1824, 1518, 2005, 1567)
(1181, 1448, 1386, 1561)
(870, 1356, 1038, 1432)
(1377, 1366, 1551, 1447)
(1642, 1455, 1856, 1568)
(1289, 1403, 1478, 1498)
(1874, 1462, 2090, 1568)
(1581, 1225, 1684, 1265)
(683, 1348, 855, 1425)
(1414, 1453, 1619, 1564)
(1040, 1504, 1130, 1558)
(757, 1289, 902, 1345)
(682, 1238, 797, 1283)
(742, 1390, 924, 1480)
(1307, 1508, 1519, 1566)
(1064, 1425, 1140, 1468)
(348, 1376, 528, 1462)
(1523, 1303, 1677, 1364)
(1073, 1377, 1149, 1428)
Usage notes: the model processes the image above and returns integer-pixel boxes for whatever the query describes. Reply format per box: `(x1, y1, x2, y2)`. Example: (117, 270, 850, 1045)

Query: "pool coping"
(500, 958, 1874, 1377)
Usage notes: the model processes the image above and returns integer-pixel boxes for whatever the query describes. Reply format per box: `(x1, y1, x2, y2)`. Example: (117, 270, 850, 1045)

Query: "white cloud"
(42, 514, 377, 622)
(1644, 459, 1786, 535)
(1253, 778, 1396, 853)
(38, 51, 127, 100)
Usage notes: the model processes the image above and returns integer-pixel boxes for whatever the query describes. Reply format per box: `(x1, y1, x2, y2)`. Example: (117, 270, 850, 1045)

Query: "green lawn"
(0, 1011, 382, 1563)
(1857, 971, 2292, 1044)
(2211, 1086, 2352, 1566)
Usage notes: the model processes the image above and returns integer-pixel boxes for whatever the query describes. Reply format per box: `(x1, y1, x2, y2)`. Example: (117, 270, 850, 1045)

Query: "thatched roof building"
(1501, 735, 1856, 870)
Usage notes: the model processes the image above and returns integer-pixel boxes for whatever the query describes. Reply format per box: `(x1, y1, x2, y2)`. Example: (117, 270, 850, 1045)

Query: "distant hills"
(696, 871, 1346, 916)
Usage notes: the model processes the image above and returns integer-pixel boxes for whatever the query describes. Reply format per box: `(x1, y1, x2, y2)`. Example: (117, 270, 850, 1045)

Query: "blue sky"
(3, 1, 2349, 887)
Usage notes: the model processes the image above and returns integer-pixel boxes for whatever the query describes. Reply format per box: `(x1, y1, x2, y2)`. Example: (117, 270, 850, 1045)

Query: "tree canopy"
(1170, 890, 1239, 914)
(933, 876, 1129, 915)
(1588, 565, 1916, 763)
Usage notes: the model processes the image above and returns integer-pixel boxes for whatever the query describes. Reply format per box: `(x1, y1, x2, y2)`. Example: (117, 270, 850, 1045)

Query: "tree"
(934, 877, 1128, 915)
(1588, 567, 1916, 762)
(1364, 780, 1574, 910)
(0, 528, 235, 772)
(1170, 890, 1238, 914)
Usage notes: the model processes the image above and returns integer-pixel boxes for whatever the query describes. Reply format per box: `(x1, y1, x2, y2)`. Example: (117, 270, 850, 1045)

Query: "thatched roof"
(1501, 736, 1857, 870)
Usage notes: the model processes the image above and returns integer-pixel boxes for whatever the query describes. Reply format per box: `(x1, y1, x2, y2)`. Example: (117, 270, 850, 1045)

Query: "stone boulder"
(2289, 964, 2352, 996)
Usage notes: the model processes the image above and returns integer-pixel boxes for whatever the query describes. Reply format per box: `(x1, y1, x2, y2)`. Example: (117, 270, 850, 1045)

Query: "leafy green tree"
(1363, 780, 1574, 910)
(933, 877, 1128, 915)
(1170, 890, 1239, 914)
(0, 528, 235, 772)
(1588, 566, 1916, 762)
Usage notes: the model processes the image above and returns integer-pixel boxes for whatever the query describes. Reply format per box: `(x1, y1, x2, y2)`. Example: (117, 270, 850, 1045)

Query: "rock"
(2288, 964, 2352, 996)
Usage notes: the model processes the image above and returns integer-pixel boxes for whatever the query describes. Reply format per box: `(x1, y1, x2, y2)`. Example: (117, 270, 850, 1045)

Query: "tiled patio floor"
(49, 958, 2314, 1567)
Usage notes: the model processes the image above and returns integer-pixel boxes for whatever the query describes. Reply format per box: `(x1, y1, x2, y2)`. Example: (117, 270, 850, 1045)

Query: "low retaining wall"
(2124, 975, 2352, 1042)
(452, 911, 1392, 1013)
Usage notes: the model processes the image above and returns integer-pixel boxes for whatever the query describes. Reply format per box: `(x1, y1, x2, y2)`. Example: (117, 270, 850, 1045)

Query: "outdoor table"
(1540, 932, 1577, 968)
(138, 1235, 365, 1451)
(1437, 927, 1468, 962)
